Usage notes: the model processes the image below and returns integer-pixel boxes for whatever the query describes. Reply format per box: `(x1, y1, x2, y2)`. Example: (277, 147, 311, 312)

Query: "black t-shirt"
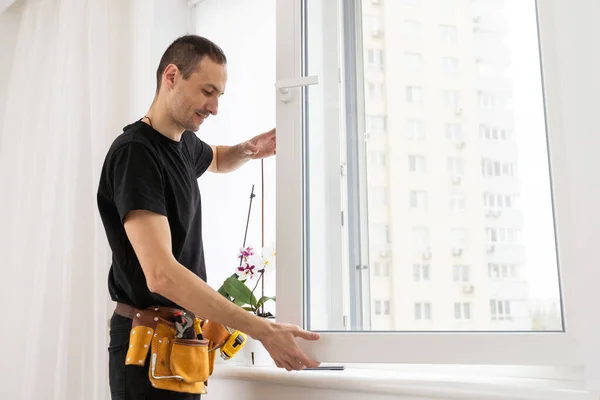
(97, 120, 213, 310)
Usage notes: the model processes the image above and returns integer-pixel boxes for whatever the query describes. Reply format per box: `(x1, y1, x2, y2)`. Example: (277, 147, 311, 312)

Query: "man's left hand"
(241, 128, 276, 159)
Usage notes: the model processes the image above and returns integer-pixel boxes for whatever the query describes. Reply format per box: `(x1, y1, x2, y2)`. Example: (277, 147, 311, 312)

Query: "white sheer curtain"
(0, 0, 129, 398)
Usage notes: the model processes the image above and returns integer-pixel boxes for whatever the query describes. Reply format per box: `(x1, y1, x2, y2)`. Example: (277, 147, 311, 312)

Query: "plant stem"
(261, 159, 265, 316)
(241, 184, 256, 267)
(250, 270, 264, 315)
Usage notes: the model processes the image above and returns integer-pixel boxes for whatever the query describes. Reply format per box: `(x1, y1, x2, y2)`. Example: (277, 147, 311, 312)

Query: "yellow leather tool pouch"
(148, 319, 209, 395)
(207, 341, 217, 376)
(125, 325, 154, 366)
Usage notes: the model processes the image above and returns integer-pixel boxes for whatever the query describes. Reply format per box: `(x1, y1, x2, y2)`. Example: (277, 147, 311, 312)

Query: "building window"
(373, 261, 391, 277)
(412, 227, 430, 252)
(367, 48, 384, 69)
(404, 52, 423, 72)
(405, 119, 425, 140)
(443, 89, 460, 107)
(453, 264, 470, 282)
(439, 24, 457, 43)
(371, 223, 391, 245)
(406, 86, 424, 104)
(415, 302, 432, 320)
(486, 228, 523, 244)
(478, 91, 512, 109)
(480, 124, 513, 141)
(370, 151, 387, 167)
(409, 190, 428, 210)
(370, 186, 388, 205)
(454, 302, 471, 320)
(368, 82, 385, 100)
(481, 159, 516, 178)
(375, 300, 382, 315)
(367, 15, 383, 37)
(490, 300, 512, 320)
(408, 155, 426, 173)
(413, 264, 430, 281)
(445, 123, 461, 141)
(382, 262, 390, 276)
(449, 192, 466, 210)
(447, 157, 464, 175)
(442, 57, 458, 74)
(403, 20, 421, 39)
(488, 263, 520, 280)
(484, 193, 518, 209)
(367, 115, 387, 133)
(383, 300, 391, 315)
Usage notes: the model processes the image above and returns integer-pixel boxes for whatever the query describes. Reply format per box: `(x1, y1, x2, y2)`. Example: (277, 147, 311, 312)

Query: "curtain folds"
(0, 0, 124, 398)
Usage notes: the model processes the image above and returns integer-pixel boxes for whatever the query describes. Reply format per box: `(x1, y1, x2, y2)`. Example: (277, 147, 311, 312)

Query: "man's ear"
(162, 64, 179, 90)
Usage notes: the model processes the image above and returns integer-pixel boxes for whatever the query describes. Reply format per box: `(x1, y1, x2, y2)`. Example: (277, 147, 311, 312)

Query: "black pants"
(108, 312, 201, 400)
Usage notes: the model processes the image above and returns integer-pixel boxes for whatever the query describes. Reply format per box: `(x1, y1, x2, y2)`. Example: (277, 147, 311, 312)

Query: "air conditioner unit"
(451, 176, 462, 185)
(372, 29, 383, 38)
(487, 244, 495, 253)
(455, 141, 466, 150)
(452, 248, 463, 257)
(454, 107, 463, 116)
(422, 250, 432, 260)
(462, 284, 475, 294)
(472, 16, 481, 23)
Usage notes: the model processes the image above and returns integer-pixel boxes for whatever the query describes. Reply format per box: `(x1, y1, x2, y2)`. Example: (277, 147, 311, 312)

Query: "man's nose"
(206, 99, 219, 116)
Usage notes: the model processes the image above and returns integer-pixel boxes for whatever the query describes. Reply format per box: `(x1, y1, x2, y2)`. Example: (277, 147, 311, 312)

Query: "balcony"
(485, 243, 526, 264)
(489, 279, 529, 299)
(479, 140, 518, 159)
(481, 176, 521, 195)
(484, 208, 524, 226)
(471, 0, 509, 19)
(473, 40, 511, 64)
(471, 16, 510, 36)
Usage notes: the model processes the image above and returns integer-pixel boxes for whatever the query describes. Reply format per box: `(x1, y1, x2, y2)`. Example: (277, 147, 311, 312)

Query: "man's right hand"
(253, 320, 321, 371)
(123, 210, 321, 371)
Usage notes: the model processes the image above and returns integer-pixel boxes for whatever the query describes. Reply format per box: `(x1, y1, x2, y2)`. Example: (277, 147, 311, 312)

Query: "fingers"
(295, 353, 320, 369)
(262, 323, 321, 371)
(243, 142, 259, 155)
(294, 328, 320, 341)
(274, 359, 293, 371)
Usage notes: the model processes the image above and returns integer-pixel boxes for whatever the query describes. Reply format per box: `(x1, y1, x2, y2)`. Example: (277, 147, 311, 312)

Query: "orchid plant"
(217, 245, 276, 318)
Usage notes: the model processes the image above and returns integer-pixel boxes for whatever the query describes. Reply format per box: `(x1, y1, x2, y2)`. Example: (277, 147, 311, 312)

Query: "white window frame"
(276, 0, 600, 390)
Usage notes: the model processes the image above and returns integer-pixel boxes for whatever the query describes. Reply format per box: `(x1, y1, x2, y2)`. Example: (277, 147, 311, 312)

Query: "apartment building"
(364, 0, 533, 331)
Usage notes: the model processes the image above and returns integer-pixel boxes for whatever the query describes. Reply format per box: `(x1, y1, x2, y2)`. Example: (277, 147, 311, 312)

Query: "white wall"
(122, 0, 194, 123)
(0, 0, 22, 150)
(194, 0, 277, 302)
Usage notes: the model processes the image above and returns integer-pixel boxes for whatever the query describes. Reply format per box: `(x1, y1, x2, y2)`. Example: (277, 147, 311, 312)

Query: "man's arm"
(207, 128, 276, 173)
(207, 144, 251, 173)
(124, 209, 320, 371)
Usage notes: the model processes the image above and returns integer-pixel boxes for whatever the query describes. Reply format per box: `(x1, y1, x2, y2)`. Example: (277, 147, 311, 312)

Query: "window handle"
(275, 75, 319, 102)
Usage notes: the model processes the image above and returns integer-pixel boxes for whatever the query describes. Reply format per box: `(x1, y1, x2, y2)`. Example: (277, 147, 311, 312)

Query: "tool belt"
(115, 303, 231, 395)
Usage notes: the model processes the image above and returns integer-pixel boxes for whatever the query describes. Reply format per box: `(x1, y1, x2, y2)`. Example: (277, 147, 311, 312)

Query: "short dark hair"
(156, 35, 227, 92)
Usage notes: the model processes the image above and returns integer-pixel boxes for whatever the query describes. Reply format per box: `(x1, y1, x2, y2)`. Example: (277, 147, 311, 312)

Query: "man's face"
(165, 57, 227, 133)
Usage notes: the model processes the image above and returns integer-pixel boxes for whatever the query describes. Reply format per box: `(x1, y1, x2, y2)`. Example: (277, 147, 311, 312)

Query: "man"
(97, 35, 320, 399)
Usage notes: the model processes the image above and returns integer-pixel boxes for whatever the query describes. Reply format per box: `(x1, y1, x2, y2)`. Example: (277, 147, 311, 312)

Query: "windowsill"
(211, 362, 590, 400)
